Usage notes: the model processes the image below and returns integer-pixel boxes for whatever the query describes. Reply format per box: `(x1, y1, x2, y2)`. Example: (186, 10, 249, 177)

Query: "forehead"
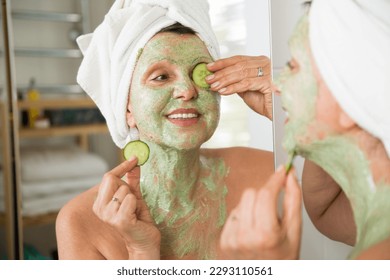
(139, 32, 212, 63)
(288, 15, 310, 57)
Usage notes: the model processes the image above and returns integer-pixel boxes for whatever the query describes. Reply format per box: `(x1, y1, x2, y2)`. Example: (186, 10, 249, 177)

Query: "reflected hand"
(207, 55, 272, 120)
(93, 157, 160, 259)
(220, 166, 302, 259)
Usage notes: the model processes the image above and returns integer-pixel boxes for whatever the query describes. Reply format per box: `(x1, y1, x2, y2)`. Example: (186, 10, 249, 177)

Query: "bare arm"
(56, 199, 106, 259)
(302, 160, 356, 245)
(56, 158, 161, 260)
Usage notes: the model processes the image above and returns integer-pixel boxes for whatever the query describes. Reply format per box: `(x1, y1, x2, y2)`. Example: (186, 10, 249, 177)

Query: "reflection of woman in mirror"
(56, 0, 301, 260)
(212, 0, 390, 259)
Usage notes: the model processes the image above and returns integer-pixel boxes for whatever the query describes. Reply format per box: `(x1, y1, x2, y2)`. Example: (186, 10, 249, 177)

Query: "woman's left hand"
(206, 55, 272, 120)
(220, 166, 302, 259)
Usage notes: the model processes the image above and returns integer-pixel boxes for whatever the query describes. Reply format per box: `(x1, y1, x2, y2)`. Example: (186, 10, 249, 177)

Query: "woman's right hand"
(220, 166, 302, 259)
(93, 156, 161, 259)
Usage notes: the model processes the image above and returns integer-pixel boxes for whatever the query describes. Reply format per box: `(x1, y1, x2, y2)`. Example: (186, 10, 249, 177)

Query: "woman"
(211, 0, 390, 259)
(56, 0, 301, 260)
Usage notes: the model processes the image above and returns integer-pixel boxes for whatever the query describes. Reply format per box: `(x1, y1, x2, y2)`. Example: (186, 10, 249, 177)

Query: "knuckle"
(117, 184, 129, 194)
(102, 172, 115, 183)
(236, 61, 248, 72)
(241, 68, 251, 77)
(238, 79, 250, 90)
(92, 203, 99, 216)
(259, 186, 273, 199)
(100, 212, 111, 224)
(127, 192, 136, 201)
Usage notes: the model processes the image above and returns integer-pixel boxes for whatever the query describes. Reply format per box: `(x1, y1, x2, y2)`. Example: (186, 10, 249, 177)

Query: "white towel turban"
(309, 0, 390, 157)
(76, 0, 220, 148)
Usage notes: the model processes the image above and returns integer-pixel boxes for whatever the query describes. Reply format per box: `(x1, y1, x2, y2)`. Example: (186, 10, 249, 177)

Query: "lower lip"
(167, 117, 199, 127)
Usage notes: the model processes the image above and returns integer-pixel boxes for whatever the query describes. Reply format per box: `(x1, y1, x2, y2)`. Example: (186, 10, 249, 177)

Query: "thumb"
(126, 166, 142, 200)
(283, 169, 302, 242)
(255, 165, 287, 228)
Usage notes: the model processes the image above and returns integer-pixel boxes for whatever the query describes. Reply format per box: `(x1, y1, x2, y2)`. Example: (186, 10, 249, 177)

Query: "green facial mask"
(130, 32, 228, 259)
(274, 15, 318, 155)
(130, 32, 220, 150)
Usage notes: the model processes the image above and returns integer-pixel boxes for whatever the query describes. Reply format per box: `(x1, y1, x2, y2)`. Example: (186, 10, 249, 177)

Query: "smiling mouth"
(166, 109, 200, 127)
(167, 113, 199, 119)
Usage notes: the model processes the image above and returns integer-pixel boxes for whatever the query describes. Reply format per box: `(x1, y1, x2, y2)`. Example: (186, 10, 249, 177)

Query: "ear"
(338, 110, 356, 130)
(126, 103, 137, 128)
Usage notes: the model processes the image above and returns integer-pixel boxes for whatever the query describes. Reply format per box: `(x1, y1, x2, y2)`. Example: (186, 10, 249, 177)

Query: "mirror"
(0, 0, 273, 259)
(270, 0, 352, 259)
(205, 0, 273, 152)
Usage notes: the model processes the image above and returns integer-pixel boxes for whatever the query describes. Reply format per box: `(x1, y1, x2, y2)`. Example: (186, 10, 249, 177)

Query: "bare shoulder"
(201, 147, 274, 184)
(56, 185, 104, 259)
(201, 147, 274, 211)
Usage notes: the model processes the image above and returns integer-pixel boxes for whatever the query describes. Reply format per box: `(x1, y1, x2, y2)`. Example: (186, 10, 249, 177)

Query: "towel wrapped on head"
(77, 0, 220, 148)
(309, 0, 390, 157)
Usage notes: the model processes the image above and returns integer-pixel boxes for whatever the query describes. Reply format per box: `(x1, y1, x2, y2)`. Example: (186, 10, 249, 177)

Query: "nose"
(172, 76, 198, 101)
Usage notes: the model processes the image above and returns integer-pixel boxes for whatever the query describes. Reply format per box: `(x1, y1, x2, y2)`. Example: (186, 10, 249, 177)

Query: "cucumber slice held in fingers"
(192, 63, 213, 89)
(123, 140, 150, 166)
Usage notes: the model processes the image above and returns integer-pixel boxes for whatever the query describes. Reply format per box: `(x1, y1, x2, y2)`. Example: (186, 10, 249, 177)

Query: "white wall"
(271, 0, 352, 259)
(246, 0, 273, 152)
(205, 0, 273, 152)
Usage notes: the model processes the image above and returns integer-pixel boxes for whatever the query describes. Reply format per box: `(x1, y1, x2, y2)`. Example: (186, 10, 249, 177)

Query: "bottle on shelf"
(25, 78, 50, 129)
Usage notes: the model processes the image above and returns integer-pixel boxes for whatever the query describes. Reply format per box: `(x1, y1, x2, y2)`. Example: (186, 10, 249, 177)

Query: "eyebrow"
(191, 56, 213, 65)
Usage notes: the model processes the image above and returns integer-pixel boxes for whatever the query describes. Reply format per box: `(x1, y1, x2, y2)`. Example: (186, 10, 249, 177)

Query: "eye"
(152, 74, 169, 81)
(286, 59, 298, 72)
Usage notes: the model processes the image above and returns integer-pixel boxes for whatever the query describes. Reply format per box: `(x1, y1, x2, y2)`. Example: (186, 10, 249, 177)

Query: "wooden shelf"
(19, 123, 107, 138)
(17, 84, 84, 95)
(0, 212, 58, 227)
(18, 97, 96, 110)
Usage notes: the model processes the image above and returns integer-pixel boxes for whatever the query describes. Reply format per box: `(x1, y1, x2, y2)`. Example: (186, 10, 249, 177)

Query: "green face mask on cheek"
(274, 15, 318, 154)
(130, 32, 220, 150)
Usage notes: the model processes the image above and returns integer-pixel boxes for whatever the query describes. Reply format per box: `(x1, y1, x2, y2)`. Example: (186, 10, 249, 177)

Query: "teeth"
(168, 113, 198, 119)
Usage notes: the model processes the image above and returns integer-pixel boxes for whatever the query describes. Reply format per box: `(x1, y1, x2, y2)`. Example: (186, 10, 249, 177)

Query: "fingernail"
(206, 74, 214, 81)
(218, 88, 227, 93)
(211, 81, 220, 88)
(127, 155, 137, 162)
(207, 62, 215, 67)
(276, 164, 284, 173)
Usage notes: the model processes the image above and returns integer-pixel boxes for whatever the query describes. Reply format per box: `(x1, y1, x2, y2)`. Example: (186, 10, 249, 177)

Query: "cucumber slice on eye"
(192, 63, 213, 89)
(123, 140, 150, 166)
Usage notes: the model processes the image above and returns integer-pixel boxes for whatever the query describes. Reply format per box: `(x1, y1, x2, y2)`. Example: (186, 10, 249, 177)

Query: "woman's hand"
(93, 156, 161, 259)
(207, 55, 272, 120)
(220, 166, 302, 259)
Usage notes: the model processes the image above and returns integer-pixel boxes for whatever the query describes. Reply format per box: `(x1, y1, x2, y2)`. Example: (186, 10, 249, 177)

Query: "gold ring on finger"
(112, 196, 121, 204)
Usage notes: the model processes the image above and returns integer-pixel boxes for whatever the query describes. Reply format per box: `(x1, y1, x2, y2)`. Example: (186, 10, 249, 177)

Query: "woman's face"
(274, 15, 335, 153)
(127, 32, 220, 150)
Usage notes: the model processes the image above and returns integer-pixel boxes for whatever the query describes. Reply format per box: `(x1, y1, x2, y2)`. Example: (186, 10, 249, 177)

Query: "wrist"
(127, 241, 161, 260)
(128, 247, 160, 260)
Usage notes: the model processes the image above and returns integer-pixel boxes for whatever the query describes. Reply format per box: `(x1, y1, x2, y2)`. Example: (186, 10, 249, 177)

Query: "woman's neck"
(140, 140, 229, 259)
(300, 133, 390, 258)
(140, 142, 201, 220)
